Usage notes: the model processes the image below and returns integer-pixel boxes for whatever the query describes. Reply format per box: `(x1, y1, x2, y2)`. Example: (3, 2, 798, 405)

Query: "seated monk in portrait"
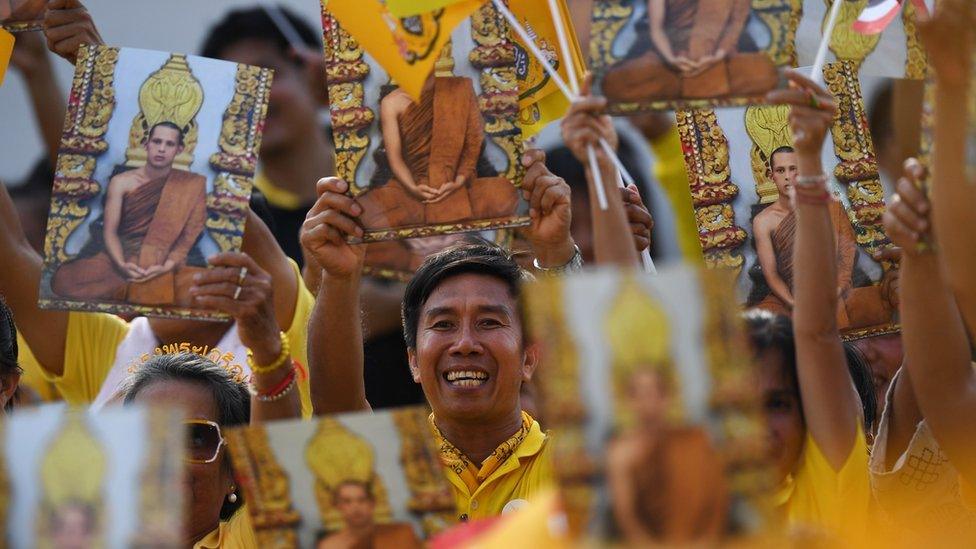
(317, 480, 421, 549)
(601, 0, 779, 103)
(608, 369, 729, 544)
(356, 74, 519, 232)
(752, 147, 888, 330)
(51, 122, 207, 307)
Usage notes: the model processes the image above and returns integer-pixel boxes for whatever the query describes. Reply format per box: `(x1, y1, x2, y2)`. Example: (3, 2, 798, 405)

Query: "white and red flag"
(853, 0, 930, 35)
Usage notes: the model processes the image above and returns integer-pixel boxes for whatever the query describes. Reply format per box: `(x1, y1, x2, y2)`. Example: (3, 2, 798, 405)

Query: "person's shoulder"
(381, 90, 412, 108)
(170, 168, 207, 185)
(108, 169, 139, 188)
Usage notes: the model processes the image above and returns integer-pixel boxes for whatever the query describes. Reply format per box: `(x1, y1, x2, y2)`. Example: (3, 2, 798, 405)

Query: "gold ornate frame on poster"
(37, 46, 271, 321)
(589, 0, 800, 114)
(322, 5, 529, 243)
(225, 425, 301, 547)
(677, 61, 898, 334)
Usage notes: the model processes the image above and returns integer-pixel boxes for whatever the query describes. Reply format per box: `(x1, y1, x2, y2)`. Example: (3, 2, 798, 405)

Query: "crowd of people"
(0, 0, 974, 547)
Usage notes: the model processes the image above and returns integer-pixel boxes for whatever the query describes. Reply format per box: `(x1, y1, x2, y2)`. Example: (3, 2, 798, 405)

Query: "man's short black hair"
(769, 146, 796, 172)
(200, 6, 321, 61)
(333, 480, 376, 504)
(401, 241, 530, 349)
(147, 121, 185, 147)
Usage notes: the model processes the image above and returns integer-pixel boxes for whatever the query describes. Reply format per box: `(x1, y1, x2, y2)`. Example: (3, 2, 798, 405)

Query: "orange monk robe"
(601, 0, 779, 103)
(318, 523, 422, 549)
(51, 169, 207, 307)
(758, 201, 863, 328)
(357, 77, 518, 232)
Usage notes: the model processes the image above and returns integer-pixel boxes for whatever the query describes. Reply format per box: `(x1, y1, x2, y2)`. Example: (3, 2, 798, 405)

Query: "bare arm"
(380, 95, 431, 201)
(102, 179, 128, 269)
(885, 159, 976, 484)
(0, 183, 69, 376)
(772, 71, 862, 470)
(716, 0, 751, 54)
(922, 1, 976, 341)
(241, 210, 298, 332)
(753, 215, 794, 307)
(607, 442, 654, 545)
(648, 0, 681, 65)
(10, 32, 66, 166)
(588, 147, 639, 267)
(301, 178, 371, 414)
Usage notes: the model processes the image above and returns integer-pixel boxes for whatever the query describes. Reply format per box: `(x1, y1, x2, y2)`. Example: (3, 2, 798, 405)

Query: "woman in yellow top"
(120, 351, 291, 547)
(743, 71, 873, 544)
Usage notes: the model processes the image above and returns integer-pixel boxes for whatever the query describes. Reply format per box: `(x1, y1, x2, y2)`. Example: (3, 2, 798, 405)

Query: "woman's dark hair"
(0, 297, 22, 412)
(743, 309, 800, 397)
(121, 353, 250, 519)
(401, 240, 530, 349)
(843, 341, 878, 434)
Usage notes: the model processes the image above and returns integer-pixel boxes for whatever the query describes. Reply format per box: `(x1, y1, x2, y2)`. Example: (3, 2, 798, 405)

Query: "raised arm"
(753, 216, 794, 308)
(42, 0, 103, 65)
(919, 0, 976, 341)
(0, 183, 68, 376)
(648, 0, 693, 73)
(10, 32, 67, 165)
(885, 158, 976, 484)
(769, 71, 862, 469)
(380, 95, 436, 202)
(300, 177, 370, 414)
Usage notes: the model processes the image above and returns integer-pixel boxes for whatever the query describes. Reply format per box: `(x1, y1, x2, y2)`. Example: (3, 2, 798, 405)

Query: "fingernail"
(529, 208, 537, 218)
(336, 180, 347, 192)
(352, 203, 362, 215)
(521, 156, 532, 167)
(193, 274, 201, 282)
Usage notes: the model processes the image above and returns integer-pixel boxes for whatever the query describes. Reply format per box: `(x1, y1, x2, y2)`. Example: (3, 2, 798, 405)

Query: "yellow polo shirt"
(193, 507, 256, 549)
(774, 425, 871, 544)
(19, 260, 314, 417)
(432, 412, 555, 521)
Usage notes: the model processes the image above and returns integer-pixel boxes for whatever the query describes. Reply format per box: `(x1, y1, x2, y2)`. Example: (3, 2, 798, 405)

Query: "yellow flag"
(509, 0, 585, 138)
(0, 29, 13, 88)
(325, 0, 482, 101)
(385, 0, 478, 18)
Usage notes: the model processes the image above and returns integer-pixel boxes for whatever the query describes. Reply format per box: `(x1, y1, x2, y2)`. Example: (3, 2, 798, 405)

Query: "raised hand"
(299, 177, 366, 279)
(766, 70, 838, 155)
(917, 0, 974, 86)
(43, 0, 103, 64)
(560, 75, 618, 163)
(622, 183, 654, 252)
(520, 149, 575, 267)
(190, 252, 281, 365)
(882, 159, 932, 255)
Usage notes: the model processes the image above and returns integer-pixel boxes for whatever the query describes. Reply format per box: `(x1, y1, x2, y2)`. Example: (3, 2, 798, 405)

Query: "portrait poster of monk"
(0, 0, 44, 31)
(362, 231, 506, 281)
(1, 405, 184, 548)
(225, 406, 455, 548)
(588, 0, 789, 114)
(677, 62, 899, 337)
(795, 0, 935, 81)
(322, 4, 530, 243)
(37, 46, 272, 320)
(523, 266, 767, 544)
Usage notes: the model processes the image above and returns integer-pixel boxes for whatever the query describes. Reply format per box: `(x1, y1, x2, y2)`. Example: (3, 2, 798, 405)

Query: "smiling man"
(301, 147, 591, 519)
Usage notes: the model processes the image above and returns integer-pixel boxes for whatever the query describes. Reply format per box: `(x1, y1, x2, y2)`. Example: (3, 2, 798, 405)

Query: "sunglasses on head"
(184, 419, 225, 464)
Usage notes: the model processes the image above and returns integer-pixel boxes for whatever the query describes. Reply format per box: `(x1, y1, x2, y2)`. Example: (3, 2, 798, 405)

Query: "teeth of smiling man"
(445, 370, 489, 385)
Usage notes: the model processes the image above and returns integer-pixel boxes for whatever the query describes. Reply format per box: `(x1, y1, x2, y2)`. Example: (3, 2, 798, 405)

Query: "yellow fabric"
(23, 259, 314, 418)
(0, 29, 12, 87)
(649, 124, 703, 263)
(14, 332, 61, 402)
(774, 425, 871, 544)
(510, 0, 584, 139)
(252, 171, 303, 210)
(326, 0, 481, 100)
(466, 490, 571, 549)
(386, 0, 474, 17)
(432, 411, 533, 494)
(432, 412, 555, 520)
(193, 507, 257, 549)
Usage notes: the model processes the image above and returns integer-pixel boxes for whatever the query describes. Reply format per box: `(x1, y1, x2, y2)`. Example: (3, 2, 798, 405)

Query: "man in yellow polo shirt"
(0, 184, 314, 418)
(300, 148, 589, 519)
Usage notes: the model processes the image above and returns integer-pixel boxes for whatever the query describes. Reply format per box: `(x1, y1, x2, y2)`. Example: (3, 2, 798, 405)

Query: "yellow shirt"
(253, 172, 304, 210)
(14, 332, 61, 402)
(432, 412, 555, 521)
(193, 507, 256, 549)
(774, 425, 871, 544)
(20, 260, 314, 417)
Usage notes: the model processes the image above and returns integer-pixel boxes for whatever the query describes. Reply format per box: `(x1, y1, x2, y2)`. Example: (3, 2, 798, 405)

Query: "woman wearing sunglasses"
(122, 352, 265, 547)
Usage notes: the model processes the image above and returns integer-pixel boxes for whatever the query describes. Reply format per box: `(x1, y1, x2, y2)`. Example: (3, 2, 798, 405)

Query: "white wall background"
(0, 0, 324, 185)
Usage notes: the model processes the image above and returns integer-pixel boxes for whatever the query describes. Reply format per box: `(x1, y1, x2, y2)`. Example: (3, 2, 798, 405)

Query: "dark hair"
(0, 298, 22, 412)
(843, 341, 878, 433)
(147, 121, 185, 147)
(743, 309, 799, 395)
(121, 352, 250, 519)
(401, 240, 530, 349)
(333, 480, 376, 504)
(200, 6, 321, 61)
(768, 146, 795, 172)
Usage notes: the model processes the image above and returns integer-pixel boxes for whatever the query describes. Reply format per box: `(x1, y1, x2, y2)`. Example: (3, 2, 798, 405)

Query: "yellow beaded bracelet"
(246, 331, 290, 375)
